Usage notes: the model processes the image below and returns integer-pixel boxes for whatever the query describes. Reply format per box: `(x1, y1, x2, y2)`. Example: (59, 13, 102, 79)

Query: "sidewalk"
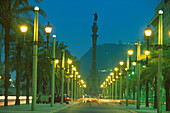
(0, 101, 80, 113)
(115, 103, 170, 113)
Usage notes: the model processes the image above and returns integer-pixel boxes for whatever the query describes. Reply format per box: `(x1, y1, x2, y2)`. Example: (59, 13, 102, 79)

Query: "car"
(49, 94, 70, 104)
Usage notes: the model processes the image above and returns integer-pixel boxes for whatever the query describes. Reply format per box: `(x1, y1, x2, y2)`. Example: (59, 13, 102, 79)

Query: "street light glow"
(158, 10, 163, 14)
(110, 72, 114, 75)
(55, 59, 59, 64)
(112, 79, 115, 81)
(132, 61, 137, 66)
(119, 60, 124, 66)
(128, 49, 133, 55)
(70, 75, 73, 78)
(67, 59, 72, 64)
(45, 22, 52, 34)
(52, 35, 56, 38)
(106, 78, 108, 81)
(125, 68, 128, 71)
(34, 6, 39, 11)
(20, 25, 28, 33)
(77, 75, 81, 78)
(108, 76, 111, 79)
(119, 72, 122, 75)
(145, 28, 152, 37)
(145, 50, 150, 56)
(83, 84, 86, 88)
(75, 72, 78, 75)
(72, 67, 76, 71)
(114, 67, 118, 72)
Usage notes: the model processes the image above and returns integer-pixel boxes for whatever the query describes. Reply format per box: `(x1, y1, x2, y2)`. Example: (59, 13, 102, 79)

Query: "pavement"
(112, 102, 170, 113)
(0, 101, 81, 113)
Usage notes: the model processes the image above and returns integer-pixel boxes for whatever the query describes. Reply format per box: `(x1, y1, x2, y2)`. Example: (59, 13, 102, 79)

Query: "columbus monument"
(90, 12, 99, 96)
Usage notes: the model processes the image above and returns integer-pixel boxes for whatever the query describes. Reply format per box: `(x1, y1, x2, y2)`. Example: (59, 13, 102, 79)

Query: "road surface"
(55, 101, 131, 113)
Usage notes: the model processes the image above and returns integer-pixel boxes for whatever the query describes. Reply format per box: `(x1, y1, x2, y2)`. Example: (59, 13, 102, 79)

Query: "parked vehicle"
(37, 95, 49, 104)
(49, 94, 71, 104)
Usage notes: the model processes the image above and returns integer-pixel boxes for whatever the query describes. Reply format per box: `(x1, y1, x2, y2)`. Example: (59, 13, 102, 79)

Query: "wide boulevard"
(56, 101, 131, 113)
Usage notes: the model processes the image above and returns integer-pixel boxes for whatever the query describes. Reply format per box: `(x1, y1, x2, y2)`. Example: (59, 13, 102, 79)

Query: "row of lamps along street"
(100, 9, 165, 113)
(19, 6, 86, 111)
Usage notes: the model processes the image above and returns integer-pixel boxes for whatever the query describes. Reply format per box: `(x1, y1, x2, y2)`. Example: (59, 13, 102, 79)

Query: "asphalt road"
(55, 101, 131, 113)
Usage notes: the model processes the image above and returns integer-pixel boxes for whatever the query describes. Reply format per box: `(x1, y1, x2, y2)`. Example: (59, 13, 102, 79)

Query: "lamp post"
(132, 61, 136, 100)
(20, 25, 29, 104)
(70, 69, 73, 102)
(157, 10, 163, 113)
(119, 60, 124, 99)
(114, 67, 118, 99)
(67, 59, 72, 97)
(60, 45, 65, 104)
(136, 38, 141, 109)
(144, 24, 152, 108)
(45, 22, 53, 106)
(72, 67, 76, 101)
(144, 25, 152, 67)
(51, 35, 55, 107)
(126, 48, 133, 106)
(110, 72, 114, 99)
(77, 75, 81, 99)
(32, 6, 39, 111)
(107, 76, 111, 98)
(45, 22, 52, 48)
(112, 78, 115, 99)
(106, 78, 109, 96)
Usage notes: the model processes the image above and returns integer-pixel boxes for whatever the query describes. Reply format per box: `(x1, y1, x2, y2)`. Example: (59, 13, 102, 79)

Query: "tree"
(0, 0, 46, 106)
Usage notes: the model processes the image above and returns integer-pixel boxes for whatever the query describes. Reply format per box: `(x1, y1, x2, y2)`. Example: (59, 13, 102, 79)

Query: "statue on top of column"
(93, 12, 98, 21)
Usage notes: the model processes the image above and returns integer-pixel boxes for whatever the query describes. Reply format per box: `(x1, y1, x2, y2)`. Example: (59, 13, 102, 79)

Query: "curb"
(110, 103, 137, 113)
(118, 106, 137, 113)
(51, 101, 81, 113)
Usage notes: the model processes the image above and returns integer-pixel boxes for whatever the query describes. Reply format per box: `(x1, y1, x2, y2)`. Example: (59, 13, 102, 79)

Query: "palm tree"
(0, 0, 46, 106)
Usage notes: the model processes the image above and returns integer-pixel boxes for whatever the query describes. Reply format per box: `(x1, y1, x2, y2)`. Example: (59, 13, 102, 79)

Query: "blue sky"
(1, 0, 162, 61)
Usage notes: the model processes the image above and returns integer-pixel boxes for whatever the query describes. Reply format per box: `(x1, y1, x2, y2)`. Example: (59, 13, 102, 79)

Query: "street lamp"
(45, 22, 52, 34)
(45, 22, 52, 48)
(144, 26, 152, 37)
(70, 73, 73, 102)
(119, 60, 124, 99)
(67, 59, 72, 97)
(145, 50, 150, 56)
(132, 61, 137, 66)
(128, 49, 133, 56)
(55, 59, 59, 64)
(119, 60, 124, 66)
(68, 59, 72, 64)
(126, 48, 133, 106)
(20, 24, 29, 104)
(77, 75, 81, 99)
(32, 6, 39, 111)
(114, 67, 118, 72)
(114, 67, 118, 99)
(51, 34, 56, 106)
(20, 25, 28, 33)
(110, 72, 114, 99)
(110, 72, 114, 75)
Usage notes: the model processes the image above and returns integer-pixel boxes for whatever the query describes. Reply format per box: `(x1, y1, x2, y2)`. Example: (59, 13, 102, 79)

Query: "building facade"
(149, 0, 170, 44)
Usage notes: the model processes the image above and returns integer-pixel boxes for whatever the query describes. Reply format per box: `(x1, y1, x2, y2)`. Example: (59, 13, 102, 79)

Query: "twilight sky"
(30, 0, 161, 59)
